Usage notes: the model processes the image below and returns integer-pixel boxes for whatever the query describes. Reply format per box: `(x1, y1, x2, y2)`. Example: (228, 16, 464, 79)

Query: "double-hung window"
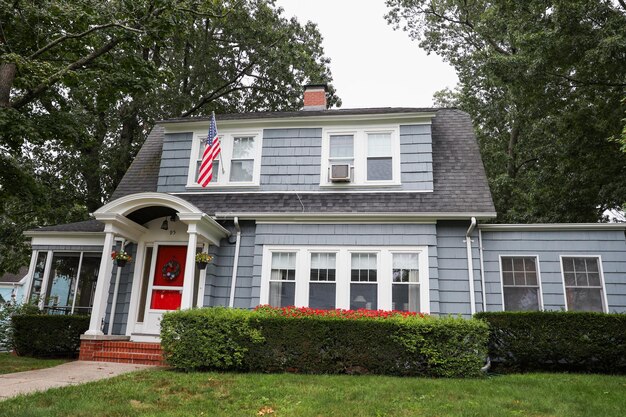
(561, 256, 606, 312)
(262, 246, 429, 313)
(188, 130, 261, 187)
(309, 253, 337, 309)
(269, 252, 296, 307)
(350, 253, 378, 310)
(367, 133, 393, 181)
(392, 253, 421, 312)
(501, 256, 541, 311)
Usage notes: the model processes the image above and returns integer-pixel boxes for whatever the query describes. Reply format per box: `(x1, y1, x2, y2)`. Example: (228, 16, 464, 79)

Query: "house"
(22, 84, 626, 364)
(0, 266, 28, 305)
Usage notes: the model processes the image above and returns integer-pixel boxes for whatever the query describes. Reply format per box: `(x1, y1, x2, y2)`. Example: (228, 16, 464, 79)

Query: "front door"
(143, 245, 187, 335)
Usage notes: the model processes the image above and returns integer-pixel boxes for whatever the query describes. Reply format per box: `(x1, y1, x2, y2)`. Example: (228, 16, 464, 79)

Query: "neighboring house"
(0, 266, 28, 305)
(22, 85, 626, 351)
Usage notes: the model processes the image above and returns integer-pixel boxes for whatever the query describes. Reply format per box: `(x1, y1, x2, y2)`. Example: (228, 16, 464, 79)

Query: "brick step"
(100, 343, 163, 354)
(93, 351, 164, 364)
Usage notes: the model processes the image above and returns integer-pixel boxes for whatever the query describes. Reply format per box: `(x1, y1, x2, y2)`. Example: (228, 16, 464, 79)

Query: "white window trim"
(498, 254, 544, 311)
(320, 125, 401, 187)
(559, 254, 608, 313)
(186, 129, 262, 188)
(260, 245, 429, 313)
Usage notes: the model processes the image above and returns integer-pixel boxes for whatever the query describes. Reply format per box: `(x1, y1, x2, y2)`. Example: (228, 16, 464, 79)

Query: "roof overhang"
(215, 211, 497, 223)
(478, 223, 626, 231)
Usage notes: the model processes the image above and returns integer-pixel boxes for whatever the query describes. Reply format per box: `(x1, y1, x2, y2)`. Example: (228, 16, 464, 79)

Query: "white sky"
(275, 0, 458, 108)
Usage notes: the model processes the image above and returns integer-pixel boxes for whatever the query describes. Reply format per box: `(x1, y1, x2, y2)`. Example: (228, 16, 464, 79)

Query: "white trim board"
(479, 223, 626, 231)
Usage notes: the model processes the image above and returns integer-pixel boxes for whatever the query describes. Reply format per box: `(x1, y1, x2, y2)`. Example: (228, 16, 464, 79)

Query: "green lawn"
(0, 353, 70, 375)
(1, 369, 625, 416)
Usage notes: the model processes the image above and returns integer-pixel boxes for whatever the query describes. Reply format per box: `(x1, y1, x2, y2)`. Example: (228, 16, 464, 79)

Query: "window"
(392, 253, 420, 312)
(322, 127, 400, 186)
(230, 136, 255, 182)
(561, 257, 605, 312)
(29, 251, 48, 304)
(261, 246, 429, 312)
(350, 253, 378, 310)
(367, 133, 392, 181)
(188, 130, 261, 187)
(37, 251, 101, 315)
(501, 257, 541, 311)
(269, 252, 296, 307)
(309, 253, 336, 309)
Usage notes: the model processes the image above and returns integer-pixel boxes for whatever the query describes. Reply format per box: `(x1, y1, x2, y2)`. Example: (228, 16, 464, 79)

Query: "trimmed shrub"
(0, 303, 40, 351)
(161, 307, 489, 377)
(474, 311, 626, 373)
(12, 314, 90, 357)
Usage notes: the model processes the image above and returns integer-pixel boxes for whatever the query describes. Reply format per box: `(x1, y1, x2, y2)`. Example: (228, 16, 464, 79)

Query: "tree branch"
(180, 61, 256, 117)
(618, 0, 626, 12)
(29, 23, 142, 59)
(11, 37, 123, 110)
(547, 72, 626, 88)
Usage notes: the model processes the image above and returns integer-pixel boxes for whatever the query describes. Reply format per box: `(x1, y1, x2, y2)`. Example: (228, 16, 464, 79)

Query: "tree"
(387, 0, 626, 223)
(0, 0, 340, 274)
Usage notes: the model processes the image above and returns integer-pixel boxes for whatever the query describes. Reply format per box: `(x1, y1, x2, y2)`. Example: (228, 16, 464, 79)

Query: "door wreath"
(162, 259, 181, 281)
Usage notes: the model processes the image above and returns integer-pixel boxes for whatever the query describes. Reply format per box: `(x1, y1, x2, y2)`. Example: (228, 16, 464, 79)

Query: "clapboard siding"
(252, 223, 439, 313)
(481, 229, 626, 313)
(203, 221, 256, 309)
(156, 125, 434, 193)
(436, 221, 482, 318)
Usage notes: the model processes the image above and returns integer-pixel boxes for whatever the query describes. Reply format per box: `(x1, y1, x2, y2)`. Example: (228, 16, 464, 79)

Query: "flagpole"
(213, 111, 226, 174)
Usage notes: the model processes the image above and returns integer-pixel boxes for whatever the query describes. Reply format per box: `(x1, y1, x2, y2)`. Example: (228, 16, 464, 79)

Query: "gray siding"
(156, 125, 433, 193)
(251, 223, 440, 313)
(157, 132, 193, 192)
(481, 229, 626, 313)
(203, 221, 257, 309)
(104, 243, 137, 335)
(436, 221, 482, 318)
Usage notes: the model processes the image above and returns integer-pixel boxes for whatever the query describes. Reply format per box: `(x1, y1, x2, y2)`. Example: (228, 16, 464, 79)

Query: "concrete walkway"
(0, 361, 153, 400)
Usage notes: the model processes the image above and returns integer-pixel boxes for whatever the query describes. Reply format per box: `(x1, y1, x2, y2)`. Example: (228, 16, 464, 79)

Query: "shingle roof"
(158, 107, 441, 124)
(32, 219, 104, 232)
(32, 108, 495, 233)
(0, 266, 29, 284)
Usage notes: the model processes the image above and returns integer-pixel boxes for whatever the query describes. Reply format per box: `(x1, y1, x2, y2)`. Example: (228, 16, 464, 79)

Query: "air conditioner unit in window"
(330, 164, 351, 182)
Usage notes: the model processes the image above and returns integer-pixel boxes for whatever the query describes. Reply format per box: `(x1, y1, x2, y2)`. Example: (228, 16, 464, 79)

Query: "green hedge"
(12, 314, 90, 357)
(161, 308, 489, 377)
(474, 311, 626, 373)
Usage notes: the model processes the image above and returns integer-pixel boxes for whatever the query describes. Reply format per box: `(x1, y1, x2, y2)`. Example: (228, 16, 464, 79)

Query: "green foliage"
(475, 311, 626, 373)
(161, 307, 489, 377)
(11, 314, 90, 357)
(0, 303, 40, 351)
(386, 0, 626, 223)
(160, 307, 264, 371)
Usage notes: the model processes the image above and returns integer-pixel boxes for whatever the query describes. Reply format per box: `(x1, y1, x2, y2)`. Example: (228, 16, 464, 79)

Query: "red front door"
(150, 245, 187, 310)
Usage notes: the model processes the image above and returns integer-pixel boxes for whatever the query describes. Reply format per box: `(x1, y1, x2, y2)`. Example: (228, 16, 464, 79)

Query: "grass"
(0, 353, 70, 375)
(1, 370, 625, 416)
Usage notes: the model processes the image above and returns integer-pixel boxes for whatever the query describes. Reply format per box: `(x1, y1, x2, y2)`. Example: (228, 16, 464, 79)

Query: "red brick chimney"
(303, 84, 328, 110)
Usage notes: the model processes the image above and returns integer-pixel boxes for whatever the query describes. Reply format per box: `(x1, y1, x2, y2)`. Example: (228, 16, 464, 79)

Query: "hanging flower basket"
(195, 253, 213, 270)
(111, 250, 132, 268)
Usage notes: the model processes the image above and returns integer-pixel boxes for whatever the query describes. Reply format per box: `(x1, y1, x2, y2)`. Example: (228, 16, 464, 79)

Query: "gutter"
(465, 217, 477, 316)
(228, 217, 241, 308)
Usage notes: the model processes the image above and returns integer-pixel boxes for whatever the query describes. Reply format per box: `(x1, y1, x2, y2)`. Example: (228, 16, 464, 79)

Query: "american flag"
(198, 112, 221, 187)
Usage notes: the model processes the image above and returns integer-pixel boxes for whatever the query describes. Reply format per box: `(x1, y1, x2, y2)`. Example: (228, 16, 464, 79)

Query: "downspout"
(108, 239, 125, 335)
(465, 217, 477, 316)
(478, 228, 487, 313)
(228, 217, 241, 308)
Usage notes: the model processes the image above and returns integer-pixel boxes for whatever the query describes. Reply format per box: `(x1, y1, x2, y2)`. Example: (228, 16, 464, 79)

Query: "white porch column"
(85, 232, 115, 335)
(180, 231, 198, 309)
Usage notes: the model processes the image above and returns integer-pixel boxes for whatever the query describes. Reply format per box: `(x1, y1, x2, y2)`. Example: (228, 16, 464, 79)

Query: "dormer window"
(187, 130, 262, 188)
(321, 126, 400, 187)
